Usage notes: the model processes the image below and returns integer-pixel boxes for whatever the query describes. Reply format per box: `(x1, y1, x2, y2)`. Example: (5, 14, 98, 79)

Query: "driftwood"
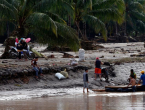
(62, 52, 74, 58)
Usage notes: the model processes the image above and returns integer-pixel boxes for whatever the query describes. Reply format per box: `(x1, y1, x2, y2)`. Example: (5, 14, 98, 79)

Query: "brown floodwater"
(0, 92, 145, 110)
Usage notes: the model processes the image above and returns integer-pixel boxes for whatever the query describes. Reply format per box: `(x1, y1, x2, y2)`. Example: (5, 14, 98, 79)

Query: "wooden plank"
(92, 89, 106, 92)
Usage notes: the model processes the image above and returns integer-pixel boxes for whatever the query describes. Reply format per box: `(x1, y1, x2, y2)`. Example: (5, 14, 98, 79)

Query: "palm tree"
(0, 0, 80, 57)
(64, 0, 125, 41)
(124, 0, 145, 37)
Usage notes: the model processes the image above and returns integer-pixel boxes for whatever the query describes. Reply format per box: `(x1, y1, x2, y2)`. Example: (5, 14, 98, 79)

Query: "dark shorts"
(142, 85, 145, 91)
(132, 86, 136, 92)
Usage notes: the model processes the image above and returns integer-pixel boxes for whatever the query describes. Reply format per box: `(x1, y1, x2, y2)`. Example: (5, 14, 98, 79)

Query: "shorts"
(95, 68, 101, 74)
(132, 86, 136, 92)
(142, 85, 145, 91)
(84, 82, 88, 88)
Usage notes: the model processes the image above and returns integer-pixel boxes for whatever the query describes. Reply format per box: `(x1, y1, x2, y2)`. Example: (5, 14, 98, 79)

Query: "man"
(127, 75, 136, 92)
(95, 57, 103, 81)
(137, 70, 145, 91)
(31, 57, 43, 79)
(83, 68, 89, 93)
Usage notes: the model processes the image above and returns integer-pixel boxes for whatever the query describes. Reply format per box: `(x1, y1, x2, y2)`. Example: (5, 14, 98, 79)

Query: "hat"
(141, 70, 144, 74)
(96, 57, 99, 60)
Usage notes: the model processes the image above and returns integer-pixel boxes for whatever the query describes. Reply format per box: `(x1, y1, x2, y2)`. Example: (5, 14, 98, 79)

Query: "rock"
(2, 60, 8, 63)
(100, 55, 104, 58)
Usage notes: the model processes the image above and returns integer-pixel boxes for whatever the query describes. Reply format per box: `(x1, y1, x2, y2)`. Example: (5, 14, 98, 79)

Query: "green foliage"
(64, 0, 125, 41)
(124, 0, 145, 36)
(0, 0, 145, 47)
(0, 0, 80, 51)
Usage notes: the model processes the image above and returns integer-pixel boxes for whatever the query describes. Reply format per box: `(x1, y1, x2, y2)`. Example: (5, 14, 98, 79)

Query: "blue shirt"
(140, 74, 145, 85)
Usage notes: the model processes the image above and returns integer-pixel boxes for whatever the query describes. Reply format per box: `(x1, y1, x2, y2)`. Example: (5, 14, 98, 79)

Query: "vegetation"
(0, 0, 145, 52)
(0, 0, 79, 51)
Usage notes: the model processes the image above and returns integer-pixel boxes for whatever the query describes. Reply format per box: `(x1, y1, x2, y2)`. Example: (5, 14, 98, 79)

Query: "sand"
(0, 42, 144, 101)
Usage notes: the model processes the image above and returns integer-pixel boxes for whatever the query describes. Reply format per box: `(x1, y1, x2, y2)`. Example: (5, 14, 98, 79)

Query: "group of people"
(15, 38, 43, 79)
(83, 57, 104, 93)
(83, 58, 145, 93)
(15, 38, 28, 60)
(127, 69, 145, 92)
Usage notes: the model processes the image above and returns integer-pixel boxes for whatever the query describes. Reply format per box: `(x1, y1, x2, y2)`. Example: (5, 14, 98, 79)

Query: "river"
(0, 89, 145, 110)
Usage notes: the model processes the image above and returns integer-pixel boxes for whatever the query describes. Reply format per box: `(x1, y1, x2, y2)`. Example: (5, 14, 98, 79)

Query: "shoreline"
(0, 42, 144, 100)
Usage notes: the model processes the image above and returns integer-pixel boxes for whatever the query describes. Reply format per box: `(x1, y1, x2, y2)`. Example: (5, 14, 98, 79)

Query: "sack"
(55, 73, 66, 80)
(61, 71, 68, 78)
(79, 48, 85, 61)
(70, 58, 78, 66)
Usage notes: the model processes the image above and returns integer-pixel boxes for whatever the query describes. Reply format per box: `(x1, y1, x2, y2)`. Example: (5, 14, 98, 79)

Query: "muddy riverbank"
(0, 42, 145, 92)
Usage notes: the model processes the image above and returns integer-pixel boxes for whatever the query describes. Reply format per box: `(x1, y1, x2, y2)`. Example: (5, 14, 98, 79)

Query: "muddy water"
(0, 93, 145, 110)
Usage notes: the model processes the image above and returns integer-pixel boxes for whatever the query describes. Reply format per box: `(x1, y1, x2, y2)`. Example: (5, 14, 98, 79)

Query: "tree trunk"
(115, 22, 118, 35)
(124, 21, 127, 36)
(1, 27, 25, 59)
(1, 37, 15, 59)
(75, 21, 88, 40)
(134, 31, 138, 37)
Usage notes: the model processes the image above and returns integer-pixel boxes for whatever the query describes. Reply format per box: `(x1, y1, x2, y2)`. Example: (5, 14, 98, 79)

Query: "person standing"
(95, 57, 103, 81)
(127, 75, 136, 92)
(137, 70, 145, 91)
(83, 68, 89, 93)
(16, 38, 23, 60)
(21, 38, 28, 61)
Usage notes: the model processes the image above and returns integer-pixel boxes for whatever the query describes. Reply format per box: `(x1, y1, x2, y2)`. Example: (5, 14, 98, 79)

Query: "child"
(83, 68, 89, 93)
(31, 57, 43, 79)
(127, 75, 136, 92)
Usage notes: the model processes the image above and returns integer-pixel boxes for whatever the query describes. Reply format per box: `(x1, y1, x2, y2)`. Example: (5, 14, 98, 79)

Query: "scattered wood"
(40, 53, 48, 60)
(62, 52, 74, 58)
(48, 55, 55, 58)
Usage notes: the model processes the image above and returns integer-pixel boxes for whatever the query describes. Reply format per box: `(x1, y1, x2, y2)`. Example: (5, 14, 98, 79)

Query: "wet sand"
(0, 42, 145, 110)
(0, 92, 145, 110)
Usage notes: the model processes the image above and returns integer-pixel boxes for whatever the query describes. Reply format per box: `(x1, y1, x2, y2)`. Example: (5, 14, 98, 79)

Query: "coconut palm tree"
(63, 0, 125, 41)
(0, 0, 80, 56)
(124, 0, 145, 37)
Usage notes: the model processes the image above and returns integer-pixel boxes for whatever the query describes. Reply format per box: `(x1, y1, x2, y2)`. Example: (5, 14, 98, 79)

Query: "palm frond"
(83, 15, 107, 41)
(27, 12, 58, 37)
(30, 22, 80, 51)
(90, 8, 124, 24)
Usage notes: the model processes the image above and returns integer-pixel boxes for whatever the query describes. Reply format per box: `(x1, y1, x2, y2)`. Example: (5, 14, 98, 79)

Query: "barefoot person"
(31, 57, 43, 79)
(83, 68, 89, 93)
(95, 57, 103, 81)
(128, 69, 136, 82)
(137, 70, 145, 91)
(127, 75, 136, 92)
